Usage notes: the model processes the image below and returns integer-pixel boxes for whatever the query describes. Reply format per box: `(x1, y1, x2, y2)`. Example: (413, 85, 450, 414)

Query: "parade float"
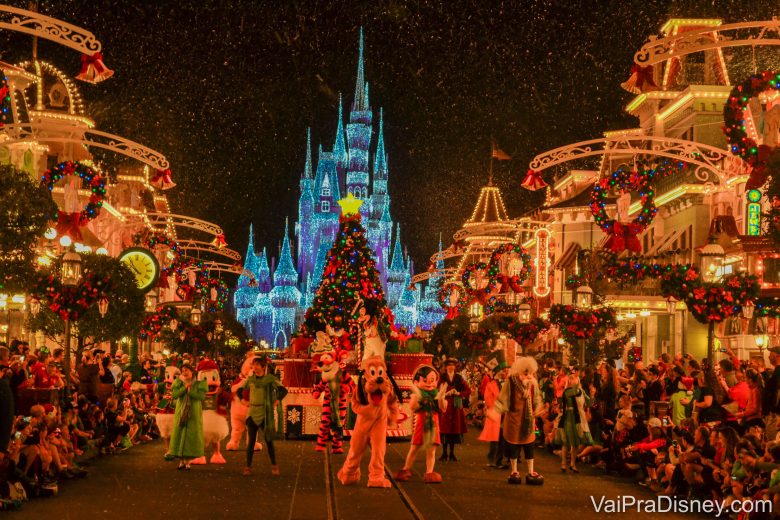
(277, 194, 431, 439)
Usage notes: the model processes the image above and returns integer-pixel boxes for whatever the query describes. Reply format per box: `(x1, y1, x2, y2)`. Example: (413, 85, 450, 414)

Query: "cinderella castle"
(234, 30, 446, 347)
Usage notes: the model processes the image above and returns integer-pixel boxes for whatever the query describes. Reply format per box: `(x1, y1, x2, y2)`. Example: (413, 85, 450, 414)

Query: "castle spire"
(352, 27, 366, 112)
(390, 223, 405, 272)
(274, 218, 298, 285)
(334, 93, 347, 164)
(374, 107, 387, 177)
(303, 127, 313, 179)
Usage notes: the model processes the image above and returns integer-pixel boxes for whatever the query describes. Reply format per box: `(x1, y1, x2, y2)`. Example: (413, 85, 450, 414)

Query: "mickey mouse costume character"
(494, 356, 544, 485)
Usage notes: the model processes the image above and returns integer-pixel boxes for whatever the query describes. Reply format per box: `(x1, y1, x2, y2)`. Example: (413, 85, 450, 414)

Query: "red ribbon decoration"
(75, 52, 114, 84)
(150, 169, 176, 190)
(359, 279, 373, 297)
(745, 145, 774, 190)
(445, 306, 460, 320)
(55, 211, 83, 241)
(604, 222, 643, 254)
(520, 169, 548, 191)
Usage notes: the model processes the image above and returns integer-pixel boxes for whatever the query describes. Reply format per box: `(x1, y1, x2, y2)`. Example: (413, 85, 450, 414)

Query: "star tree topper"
(337, 192, 363, 216)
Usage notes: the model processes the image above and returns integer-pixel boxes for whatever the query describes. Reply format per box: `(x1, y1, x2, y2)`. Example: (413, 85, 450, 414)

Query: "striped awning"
(554, 242, 581, 270)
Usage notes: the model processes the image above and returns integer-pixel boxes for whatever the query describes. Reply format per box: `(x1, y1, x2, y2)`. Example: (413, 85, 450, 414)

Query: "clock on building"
(119, 247, 160, 292)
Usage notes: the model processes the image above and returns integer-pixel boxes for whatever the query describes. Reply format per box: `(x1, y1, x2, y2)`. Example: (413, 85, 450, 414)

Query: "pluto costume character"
(226, 352, 263, 451)
(155, 365, 180, 456)
(337, 356, 399, 488)
(190, 360, 230, 464)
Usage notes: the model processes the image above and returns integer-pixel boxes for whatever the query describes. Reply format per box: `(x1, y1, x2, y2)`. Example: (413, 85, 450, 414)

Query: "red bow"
(323, 259, 341, 278)
(520, 169, 547, 191)
(75, 52, 114, 84)
(445, 306, 460, 320)
(211, 234, 227, 249)
(150, 169, 176, 190)
(55, 211, 83, 241)
(604, 222, 642, 254)
(359, 279, 373, 297)
(745, 145, 775, 190)
(620, 65, 658, 94)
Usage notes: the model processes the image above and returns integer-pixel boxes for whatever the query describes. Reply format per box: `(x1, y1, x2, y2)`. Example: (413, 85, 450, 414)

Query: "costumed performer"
(226, 350, 263, 451)
(439, 359, 471, 462)
(479, 352, 509, 469)
(155, 365, 180, 458)
(190, 359, 230, 464)
(337, 356, 399, 488)
(393, 364, 447, 483)
(167, 363, 207, 470)
(312, 332, 354, 454)
(494, 356, 545, 485)
(240, 355, 287, 476)
(554, 368, 593, 473)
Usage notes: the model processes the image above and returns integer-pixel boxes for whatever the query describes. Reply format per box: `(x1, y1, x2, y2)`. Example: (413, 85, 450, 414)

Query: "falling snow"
(1, 0, 776, 271)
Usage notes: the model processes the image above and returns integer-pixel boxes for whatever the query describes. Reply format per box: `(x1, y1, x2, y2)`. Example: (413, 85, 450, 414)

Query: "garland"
(41, 161, 106, 239)
(590, 165, 657, 253)
(29, 269, 112, 321)
(548, 304, 617, 341)
(600, 258, 760, 324)
(0, 73, 10, 127)
(722, 70, 780, 189)
(136, 231, 182, 258)
(565, 272, 589, 290)
(504, 317, 550, 348)
(487, 243, 532, 293)
(196, 275, 229, 312)
(461, 261, 493, 304)
(138, 305, 179, 340)
(437, 282, 468, 319)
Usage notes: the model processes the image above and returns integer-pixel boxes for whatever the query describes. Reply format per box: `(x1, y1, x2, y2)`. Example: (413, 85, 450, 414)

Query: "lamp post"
(666, 296, 677, 356)
(518, 302, 531, 324)
(700, 236, 725, 363)
(575, 285, 593, 367)
(61, 249, 82, 387)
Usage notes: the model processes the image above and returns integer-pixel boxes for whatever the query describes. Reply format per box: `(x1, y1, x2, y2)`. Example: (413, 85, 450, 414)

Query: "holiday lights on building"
(234, 29, 442, 344)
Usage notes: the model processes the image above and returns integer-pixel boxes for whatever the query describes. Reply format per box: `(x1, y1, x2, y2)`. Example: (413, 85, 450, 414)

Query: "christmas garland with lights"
(139, 305, 179, 340)
(461, 261, 493, 304)
(0, 73, 10, 127)
(590, 165, 657, 254)
(437, 282, 468, 318)
(565, 272, 589, 290)
(487, 243, 532, 293)
(137, 231, 182, 258)
(196, 275, 229, 312)
(41, 161, 107, 234)
(29, 269, 113, 321)
(548, 304, 617, 342)
(172, 257, 208, 300)
(723, 70, 780, 189)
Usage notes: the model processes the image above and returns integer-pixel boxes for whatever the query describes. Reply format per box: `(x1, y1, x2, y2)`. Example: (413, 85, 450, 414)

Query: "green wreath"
(41, 160, 106, 228)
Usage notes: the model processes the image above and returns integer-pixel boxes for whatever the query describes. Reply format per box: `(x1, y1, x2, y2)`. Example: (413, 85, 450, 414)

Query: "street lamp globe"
(190, 306, 202, 326)
(61, 250, 82, 287)
(144, 291, 159, 313)
(576, 285, 593, 309)
(98, 297, 109, 318)
(700, 236, 725, 283)
(28, 297, 41, 316)
(518, 302, 531, 324)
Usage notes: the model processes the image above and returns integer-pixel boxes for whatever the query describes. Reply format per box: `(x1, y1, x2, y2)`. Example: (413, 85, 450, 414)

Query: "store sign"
(534, 228, 550, 297)
(747, 203, 761, 236)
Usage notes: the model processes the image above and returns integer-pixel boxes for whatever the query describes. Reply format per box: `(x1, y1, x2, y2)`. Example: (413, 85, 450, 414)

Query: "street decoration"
(722, 70, 780, 190)
(548, 304, 617, 342)
(139, 305, 179, 340)
(590, 165, 657, 254)
(487, 243, 532, 293)
(29, 269, 112, 321)
(40, 160, 106, 240)
(437, 282, 468, 319)
(461, 261, 492, 304)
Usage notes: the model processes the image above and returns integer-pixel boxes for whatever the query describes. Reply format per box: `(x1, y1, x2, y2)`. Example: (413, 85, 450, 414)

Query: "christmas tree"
(302, 193, 388, 345)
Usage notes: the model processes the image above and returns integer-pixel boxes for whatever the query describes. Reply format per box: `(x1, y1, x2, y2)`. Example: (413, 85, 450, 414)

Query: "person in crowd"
(438, 359, 470, 462)
(694, 370, 723, 424)
(479, 362, 508, 469)
(167, 363, 207, 470)
(0, 347, 12, 453)
(77, 350, 100, 402)
(555, 368, 592, 472)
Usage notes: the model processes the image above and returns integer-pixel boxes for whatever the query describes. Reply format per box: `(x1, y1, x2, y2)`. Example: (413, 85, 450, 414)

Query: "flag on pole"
(491, 141, 512, 161)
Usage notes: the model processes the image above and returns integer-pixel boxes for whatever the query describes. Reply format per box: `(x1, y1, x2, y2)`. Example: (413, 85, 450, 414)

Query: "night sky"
(1, 1, 777, 273)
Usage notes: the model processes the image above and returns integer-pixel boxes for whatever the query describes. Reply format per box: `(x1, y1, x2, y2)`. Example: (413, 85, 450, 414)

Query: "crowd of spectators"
(0, 338, 186, 509)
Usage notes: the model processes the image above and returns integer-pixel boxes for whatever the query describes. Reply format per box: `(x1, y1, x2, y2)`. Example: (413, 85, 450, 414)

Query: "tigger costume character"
(155, 365, 180, 456)
(337, 356, 399, 488)
(312, 338, 354, 454)
(226, 352, 263, 451)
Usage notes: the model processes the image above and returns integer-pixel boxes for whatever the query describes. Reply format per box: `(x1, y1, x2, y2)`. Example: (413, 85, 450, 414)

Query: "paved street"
(20, 431, 708, 520)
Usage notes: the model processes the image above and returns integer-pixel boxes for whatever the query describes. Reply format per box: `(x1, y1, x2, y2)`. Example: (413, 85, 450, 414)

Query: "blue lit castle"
(234, 30, 445, 346)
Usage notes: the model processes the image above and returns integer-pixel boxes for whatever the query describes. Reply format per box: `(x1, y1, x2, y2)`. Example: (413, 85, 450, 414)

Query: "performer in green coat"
(167, 364, 207, 469)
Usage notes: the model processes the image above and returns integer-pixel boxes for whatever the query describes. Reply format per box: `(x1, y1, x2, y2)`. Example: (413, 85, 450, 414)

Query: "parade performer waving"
(393, 365, 448, 483)
(167, 363, 207, 470)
